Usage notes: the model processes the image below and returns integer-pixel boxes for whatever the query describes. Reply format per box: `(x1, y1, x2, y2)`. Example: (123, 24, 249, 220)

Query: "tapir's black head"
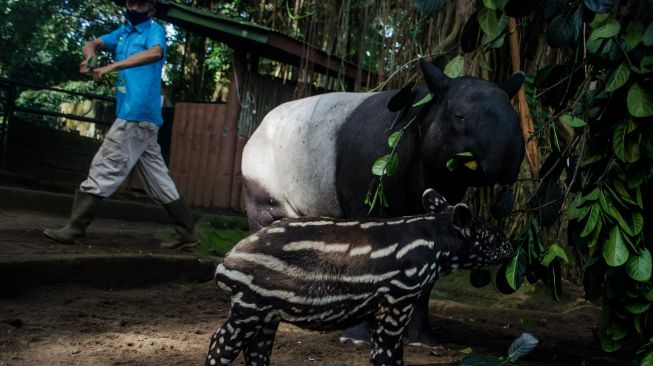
(422, 188, 515, 269)
(417, 59, 525, 186)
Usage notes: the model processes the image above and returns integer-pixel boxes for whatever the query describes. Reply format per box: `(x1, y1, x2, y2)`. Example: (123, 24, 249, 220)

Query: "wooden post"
(213, 50, 246, 208)
(509, 17, 540, 180)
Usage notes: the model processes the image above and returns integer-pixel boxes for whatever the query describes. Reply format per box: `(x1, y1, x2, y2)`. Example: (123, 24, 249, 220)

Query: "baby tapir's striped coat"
(206, 189, 514, 366)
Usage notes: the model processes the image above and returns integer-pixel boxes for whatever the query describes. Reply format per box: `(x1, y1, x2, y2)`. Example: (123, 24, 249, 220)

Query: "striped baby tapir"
(205, 189, 515, 366)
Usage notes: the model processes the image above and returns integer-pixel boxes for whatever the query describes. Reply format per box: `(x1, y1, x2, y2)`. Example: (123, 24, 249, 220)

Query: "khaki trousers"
(80, 118, 180, 204)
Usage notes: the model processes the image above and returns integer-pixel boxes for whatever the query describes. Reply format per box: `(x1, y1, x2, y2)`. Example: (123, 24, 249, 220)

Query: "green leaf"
(623, 21, 644, 52)
(599, 325, 623, 352)
(589, 17, 621, 41)
(608, 205, 633, 235)
(628, 83, 653, 117)
(626, 249, 652, 282)
(588, 219, 603, 248)
(605, 63, 631, 92)
(585, 188, 601, 201)
(603, 227, 629, 267)
(631, 212, 644, 235)
(642, 350, 653, 366)
(568, 196, 590, 221)
(644, 22, 653, 46)
(446, 152, 475, 171)
(444, 55, 464, 78)
(541, 243, 569, 266)
(388, 131, 403, 148)
(478, 8, 500, 36)
(606, 322, 629, 340)
(372, 154, 399, 176)
(561, 114, 586, 127)
(626, 302, 651, 314)
(483, 0, 496, 10)
(412, 93, 433, 107)
(506, 250, 526, 290)
(507, 332, 539, 362)
(625, 132, 641, 163)
(581, 204, 601, 237)
(613, 123, 626, 161)
(460, 347, 473, 355)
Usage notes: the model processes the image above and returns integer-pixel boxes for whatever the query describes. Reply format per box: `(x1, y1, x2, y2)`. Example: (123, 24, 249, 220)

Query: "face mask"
(125, 9, 150, 26)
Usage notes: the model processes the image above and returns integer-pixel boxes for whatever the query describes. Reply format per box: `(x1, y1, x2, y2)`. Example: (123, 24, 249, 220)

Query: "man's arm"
(93, 45, 163, 81)
(80, 38, 105, 74)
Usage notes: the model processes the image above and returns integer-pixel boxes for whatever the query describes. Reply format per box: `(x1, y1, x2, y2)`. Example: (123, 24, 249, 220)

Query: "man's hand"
(80, 55, 95, 74)
(93, 64, 114, 81)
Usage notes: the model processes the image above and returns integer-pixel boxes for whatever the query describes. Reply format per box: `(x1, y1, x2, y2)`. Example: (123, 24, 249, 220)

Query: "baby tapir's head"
(422, 188, 515, 269)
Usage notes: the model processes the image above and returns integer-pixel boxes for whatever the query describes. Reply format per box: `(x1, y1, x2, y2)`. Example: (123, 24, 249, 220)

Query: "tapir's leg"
(404, 290, 440, 348)
(206, 307, 265, 366)
(370, 305, 414, 366)
(243, 320, 279, 366)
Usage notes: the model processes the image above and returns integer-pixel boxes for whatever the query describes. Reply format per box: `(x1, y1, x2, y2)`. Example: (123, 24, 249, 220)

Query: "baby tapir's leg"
(370, 304, 415, 366)
(206, 305, 268, 366)
(243, 321, 279, 366)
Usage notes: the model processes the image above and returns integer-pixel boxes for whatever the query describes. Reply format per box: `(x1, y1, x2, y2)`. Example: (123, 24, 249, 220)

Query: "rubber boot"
(404, 291, 440, 348)
(43, 190, 102, 244)
(161, 198, 199, 250)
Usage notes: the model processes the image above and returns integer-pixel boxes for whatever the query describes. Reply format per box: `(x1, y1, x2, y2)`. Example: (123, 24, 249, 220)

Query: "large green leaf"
(589, 17, 621, 41)
(605, 63, 630, 92)
(623, 21, 644, 51)
(599, 325, 623, 352)
(626, 302, 651, 314)
(603, 227, 629, 266)
(631, 212, 644, 235)
(482, 0, 497, 10)
(642, 350, 653, 366)
(626, 249, 652, 282)
(506, 250, 526, 290)
(627, 83, 653, 117)
(444, 55, 464, 78)
(478, 8, 500, 36)
(644, 22, 653, 46)
(613, 123, 626, 161)
(561, 114, 585, 127)
(541, 243, 569, 266)
(387, 131, 403, 148)
(372, 154, 399, 176)
(581, 204, 601, 237)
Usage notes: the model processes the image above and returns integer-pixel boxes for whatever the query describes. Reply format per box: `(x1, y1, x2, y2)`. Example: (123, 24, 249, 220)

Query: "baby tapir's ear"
(451, 203, 473, 230)
(422, 188, 450, 213)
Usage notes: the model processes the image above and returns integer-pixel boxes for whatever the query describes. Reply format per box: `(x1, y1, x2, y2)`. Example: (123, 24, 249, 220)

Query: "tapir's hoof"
(339, 323, 371, 346)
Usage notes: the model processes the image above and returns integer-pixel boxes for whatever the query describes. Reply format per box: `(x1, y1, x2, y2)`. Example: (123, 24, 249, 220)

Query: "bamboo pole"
(508, 17, 540, 180)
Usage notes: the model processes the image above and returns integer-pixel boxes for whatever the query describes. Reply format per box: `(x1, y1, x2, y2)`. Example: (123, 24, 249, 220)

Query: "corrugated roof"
(151, 0, 375, 84)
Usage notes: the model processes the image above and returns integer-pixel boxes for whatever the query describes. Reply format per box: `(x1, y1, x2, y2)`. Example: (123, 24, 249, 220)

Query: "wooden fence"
(168, 102, 246, 211)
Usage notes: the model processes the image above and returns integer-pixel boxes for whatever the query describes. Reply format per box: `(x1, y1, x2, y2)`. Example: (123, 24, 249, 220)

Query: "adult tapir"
(241, 58, 525, 347)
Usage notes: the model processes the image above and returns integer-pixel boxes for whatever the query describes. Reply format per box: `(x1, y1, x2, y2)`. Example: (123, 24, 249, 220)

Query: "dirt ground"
(0, 209, 629, 366)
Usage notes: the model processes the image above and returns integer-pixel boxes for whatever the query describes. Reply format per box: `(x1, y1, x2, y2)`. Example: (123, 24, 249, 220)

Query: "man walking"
(44, 0, 197, 250)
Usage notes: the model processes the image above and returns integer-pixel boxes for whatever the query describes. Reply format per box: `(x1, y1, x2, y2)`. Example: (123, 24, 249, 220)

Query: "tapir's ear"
(499, 71, 525, 98)
(422, 188, 449, 213)
(419, 58, 450, 97)
(387, 81, 416, 112)
(451, 203, 473, 229)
